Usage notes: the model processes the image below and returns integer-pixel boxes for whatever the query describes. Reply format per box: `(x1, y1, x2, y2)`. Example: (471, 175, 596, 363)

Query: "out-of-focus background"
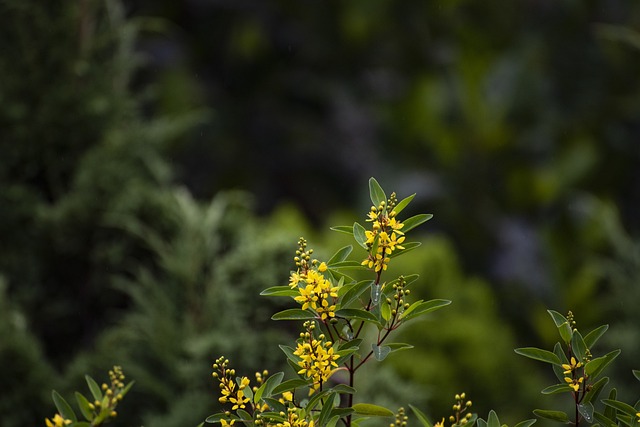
(2, 0, 640, 426)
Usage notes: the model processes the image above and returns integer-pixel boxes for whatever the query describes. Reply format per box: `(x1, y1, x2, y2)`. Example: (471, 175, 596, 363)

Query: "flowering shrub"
(45, 178, 640, 427)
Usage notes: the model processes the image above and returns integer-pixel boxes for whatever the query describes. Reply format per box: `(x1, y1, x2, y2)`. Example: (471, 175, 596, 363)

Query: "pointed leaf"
(408, 404, 434, 427)
(602, 399, 637, 417)
(582, 377, 609, 404)
(388, 242, 422, 258)
(400, 299, 451, 321)
(392, 194, 416, 216)
(515, 348, 562, 365)
(75, 392, 94, 421)
(332, 384, 357, 394)
(487, 410, 501, 427)
(254, 372, 284, 403)
(271, 378, 310, 396)
(632, 370, 640, 382)
(353, 222, 368, 249)
(352, 403, 394, 417)
(272, 309, 317, 321)
(331, 226, 354, 236)
(571, 330, 587, 363)
(372, 344, 391, 361)
(533, 409, 570, 423)
(578, 402, 594, 423)
(261, 286, 299, 297)
(340, 280, 373, 308)
(584, 324, 609, 349)
(401, 214, 433, 233)
(335, 308, 378, 323)
(513, 420, 537, 427)
(328, 246, 354, 265)
(85, 375, 102, 402)
(369, 177, 387, 208)
(585, 350, 621, 378)
(387, 343, 414, 353)
(593, 412, 617, 427)
(547, 310, 573, 344)
(604, 388, 617, 421)
(552, 342, 569, 382)
(541, 384, 573, 394)
(52, 391, 78, 422)
(279, 345, 300, 364)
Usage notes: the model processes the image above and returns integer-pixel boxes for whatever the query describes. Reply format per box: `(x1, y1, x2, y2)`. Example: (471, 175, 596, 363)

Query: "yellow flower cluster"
(293, 322, 339, 394)
(45, 414, 71, 427)
(212, 357, 251, 411)
(361, 194, 405, 272)
(289, 238, 338, 321)
(562, 357, 584, 392)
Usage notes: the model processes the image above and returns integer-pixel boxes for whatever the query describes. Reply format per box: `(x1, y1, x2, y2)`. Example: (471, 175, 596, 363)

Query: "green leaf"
(263, 397, 287, 414)
(372, 344, 391, 361)
(317, 392, 337, 427)
(71, 422, 91, 427)
(271, 378, 310, 396)
(532, 409, 570, 423)
(552, 343, 569, 382)
(85, 375, 102, 402)
(593, 412, 617, 427)
(328, 246, 353, 265)
(254, 372, 284, 403)
(602, 399, 638, 416)
(306, 389, 333, 412)
(340, 280, 373, 308)
(541, 384, 573, 394)
(261, 286, 299, 297)
(74, 392, 94, 421)
(477, 419, 487, 427)
(326, 415, 342, 427)
(388, 242, 422, 258)
(578, 402, 594, 423)
(369, 177, 387, 208)
(571, 330, 587, 363)
(386, 343, 414, 353)
(381, 301, 391, 321)
(547, 310, 573, 344)
(408, 404, 434, 427)
(514, 348, 562, 365)
(331, 226, 354, 236)
(392, 194, 416, 216)
(585, 350, 621, 378)
(272, 309, 317, 321)
(401, 214, 433, 233)
(513, 419, 537, 427)
(52, 391, 78, 422)
(279, 345, 300, 364)
(352, 403, 394, 417)
(205, 413, 239, 424)
(331, 384, 357, 394)
(633, 369, 640, 382)
(353, 222, 368, 250)
(603, 388, 618, 421)
(487, 410, 501, 427)
(237, 409, 253, 421)
(584, 324, 609, 349)
(335, 308, 378, 323)
(582, 376, 609, 404)
(400, 299, 451, 321)
(121, 380, 134, 397)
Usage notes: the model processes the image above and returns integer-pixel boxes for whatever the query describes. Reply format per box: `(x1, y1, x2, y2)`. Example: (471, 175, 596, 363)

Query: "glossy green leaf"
(272, 309, 317, 321)
(532, 409, 570, 423)
(584, 324, 609, 349)
(541, 384, 573, 394)
(514, 347, 562, 365)
(369, 177, 387, 208)
(330, 226, 354, 236)
(578, 402, 594, 423)
(52, 391, 77, 422)
(582, 376, 609, 404)
(271, 378, 310, 396)
(388, 242, 422, 258)
(335, 308, 378, 323)
(602, 399, 638, 416)
(85, 375, 102, 402)
(353, 222, 368, 249)
(254, 372, 284, 403)
(261, 286, 299, 297)
(571, 330, 587, 363)
(400, 299, 451, 321)
(585, 350, 621, 378)
(513, 419, 537, 427)
(74, 392, 94, 421)
(408, 404, 433, 427)
(401, 214, 433, 233)
(352, 403, 394, 417)
(328, 245, 353, 265)
(340, 280, 373, 308)
(547, 310, 573, 344)
(487, 410, 501, 427)
(593, 412, 617, 427)
(392, 194, 416, 215)
(372, 344, 391, 361)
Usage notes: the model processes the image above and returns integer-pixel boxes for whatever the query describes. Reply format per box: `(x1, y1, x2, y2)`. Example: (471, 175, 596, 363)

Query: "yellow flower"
(45, 414, 71, 427)
(434, 418, 445, 427)
(282, 391, 293, 402)
(562, 357, 583, 374)
(564, 376, 584, 392)
(220, 418, 236, 426)
(318, 262, 327, 272)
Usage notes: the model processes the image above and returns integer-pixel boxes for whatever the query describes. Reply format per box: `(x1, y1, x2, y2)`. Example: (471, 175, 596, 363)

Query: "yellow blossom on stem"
(562, 357, 583, 374)
(564, 376, 584, 392)
(45, 414, 71, 427)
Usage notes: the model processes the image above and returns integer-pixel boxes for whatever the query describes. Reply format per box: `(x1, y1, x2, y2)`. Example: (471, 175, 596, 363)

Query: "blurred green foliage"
(2, 0, 640, 426)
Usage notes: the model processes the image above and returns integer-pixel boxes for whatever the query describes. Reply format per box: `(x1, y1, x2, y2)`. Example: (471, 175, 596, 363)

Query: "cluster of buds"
(212, 357, 251, 411)
(391, 407, 408, 427)
(447, 393, 473, 426)
(294, 237, 314, 273)
(385, 276, 411, 319)
(362, 193, 405, 272)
